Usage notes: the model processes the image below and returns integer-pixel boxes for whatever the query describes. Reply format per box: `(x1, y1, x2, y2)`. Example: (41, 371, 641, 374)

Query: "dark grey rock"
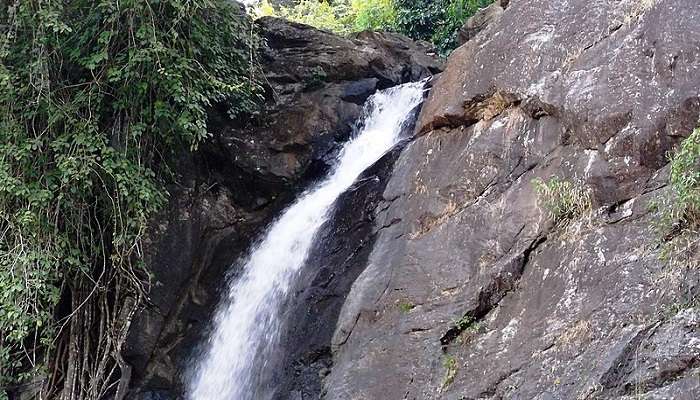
(122, 16, 441, 399)
(340, 78, 379, 104)
(271, 104, 423, 400)
(457, 0, 508, 45)
(133, 390, 174, 400)
(205, 17, 442, 209)
(326, 0, 700, 399)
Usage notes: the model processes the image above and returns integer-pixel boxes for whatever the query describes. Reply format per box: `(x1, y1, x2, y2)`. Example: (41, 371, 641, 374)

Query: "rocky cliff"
(122, 16, 440, 399)
(326, 0, 700, 399)
(125, 0, 700, 399)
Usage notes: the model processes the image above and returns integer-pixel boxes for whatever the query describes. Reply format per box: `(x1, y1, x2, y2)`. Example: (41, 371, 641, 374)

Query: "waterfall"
(187, 81, 426, 400)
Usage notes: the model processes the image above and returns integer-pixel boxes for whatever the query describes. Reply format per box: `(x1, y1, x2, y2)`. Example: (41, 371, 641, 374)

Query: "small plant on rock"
(454, 315, 475, 331)
(655, 127, 700, 269)
(532, 177, 592, 223)
(304, 66, 328, 91)
(669, 128, 700, 229)
(440, 354, 458, 391)
(397, 301, 415, 313)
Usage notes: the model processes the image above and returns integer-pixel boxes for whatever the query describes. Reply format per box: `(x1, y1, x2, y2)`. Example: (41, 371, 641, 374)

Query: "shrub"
(256, 0, 494, 55)
(352, 0, 397, 32)
(393, 0, 444, 42)
(654, 127, 700, 269)
(397, 301, 415, 313)
(669, 128, 700, 228)
(532, 177, 592, 223)
(431, 0, 494, 55)
(454, 315, 475, 330)
(277, 0, 353, 34)
(265, 0, 396, 34)
(395, 0, 494, 55)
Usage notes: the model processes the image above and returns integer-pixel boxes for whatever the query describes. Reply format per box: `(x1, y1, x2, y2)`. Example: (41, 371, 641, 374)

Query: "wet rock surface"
(272, 103, 424, 400)
(123, 17, 440, 398)
(326, 0, 700, 399)
(209, 17, 442, 209)
(272, 148, 404, 400)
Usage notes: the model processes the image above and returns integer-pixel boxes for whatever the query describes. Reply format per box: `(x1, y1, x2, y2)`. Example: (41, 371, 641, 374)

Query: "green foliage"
(395, 0, 494, 55)
(393, 0, 443, 43)
(532, 177, 592, 223)
(305, 66, 329, 91)
(277, 0, 354, 34)
(441, 354, 458, 390)
(454, 315, 475, 330)
(654, 127, 700, 269)
(256, 0, 493, 55)
(435, 0, 494, 55)
(669, 128, 700, 227)
(397, 301, 415, 313)
(352, 0, 397, 32)
(266, 0, 395, 34)
(253, 0, 278, 18)
(0, 0, 261, 394)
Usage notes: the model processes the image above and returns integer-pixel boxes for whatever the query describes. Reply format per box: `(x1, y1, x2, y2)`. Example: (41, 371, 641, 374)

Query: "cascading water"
(187, 81, 426, 400)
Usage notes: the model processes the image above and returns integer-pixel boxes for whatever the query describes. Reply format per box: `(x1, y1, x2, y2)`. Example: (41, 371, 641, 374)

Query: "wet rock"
(340, 78, 379, 104)
(123, 17, 441, 397)
(271, 103, 423, 400)
(206, 17, 442, 209)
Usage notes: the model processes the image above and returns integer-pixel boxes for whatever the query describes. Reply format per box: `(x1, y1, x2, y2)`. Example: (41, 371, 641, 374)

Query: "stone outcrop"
(210, 17, 441, 209)
(326, 0, 700, 399)
(122, 17, 440, 399)
(125, 0, 700, 398)
(457, 0, 509, 45)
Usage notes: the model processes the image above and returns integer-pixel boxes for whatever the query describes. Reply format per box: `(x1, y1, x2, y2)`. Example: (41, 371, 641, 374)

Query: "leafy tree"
(278, 0, 354, 34)
(256, 0, 494, 55)
(269, 0, 395, 34)
(395, 0, 494, 54)
(352, 0, 397, 32)
(394, 0, 446, 42)
(0, 0, 262, 397)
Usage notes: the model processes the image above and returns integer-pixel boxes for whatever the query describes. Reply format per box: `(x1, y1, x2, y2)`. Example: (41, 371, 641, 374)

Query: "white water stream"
(187, 82, 425, 400)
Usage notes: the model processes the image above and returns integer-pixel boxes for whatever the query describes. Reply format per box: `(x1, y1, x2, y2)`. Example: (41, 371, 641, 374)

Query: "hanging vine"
(0, 1, 263, 398)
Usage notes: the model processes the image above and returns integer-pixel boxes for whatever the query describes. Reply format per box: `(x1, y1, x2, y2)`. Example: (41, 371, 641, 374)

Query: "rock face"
(457, 0, 509, 45)
(273, 134, 415, 400)
(207, 17, 441, 208)
(326, 0, 700, 399)
(126, 1, 700, 398)
(122, 17, 440, 398)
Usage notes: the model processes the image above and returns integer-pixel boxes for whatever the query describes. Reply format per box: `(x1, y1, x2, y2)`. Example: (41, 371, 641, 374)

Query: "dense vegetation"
(0, 1, 262, 398)
(255, 0, 494, 55)
(394, 0, 493, 54)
